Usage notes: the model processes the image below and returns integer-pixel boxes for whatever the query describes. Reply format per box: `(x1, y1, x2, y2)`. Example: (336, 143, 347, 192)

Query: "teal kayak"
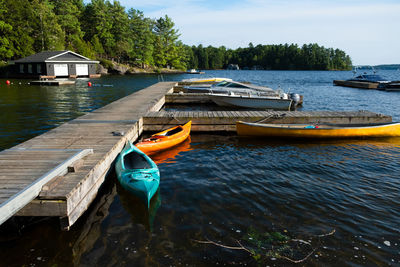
(115, 141, 160, 208)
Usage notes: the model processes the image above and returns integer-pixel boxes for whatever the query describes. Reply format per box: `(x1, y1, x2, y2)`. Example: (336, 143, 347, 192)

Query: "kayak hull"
(115, 141, 160, 207)
(136, 121, 192, 155)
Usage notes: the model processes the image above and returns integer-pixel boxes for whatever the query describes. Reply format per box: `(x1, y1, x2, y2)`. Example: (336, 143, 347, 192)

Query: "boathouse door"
(76, 64, 89, 76)
(54, 64, 69, 76)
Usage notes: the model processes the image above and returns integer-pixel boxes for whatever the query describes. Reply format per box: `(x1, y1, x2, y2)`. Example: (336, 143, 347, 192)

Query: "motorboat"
(184, 80, 276, 95)
(209, 92, 293, 110)
(334, 71, 400, 90)
(350, 74, 391, 89)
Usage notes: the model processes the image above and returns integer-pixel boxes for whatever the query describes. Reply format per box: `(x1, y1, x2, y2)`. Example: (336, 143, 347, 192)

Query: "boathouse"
(13, 50, 99, 78)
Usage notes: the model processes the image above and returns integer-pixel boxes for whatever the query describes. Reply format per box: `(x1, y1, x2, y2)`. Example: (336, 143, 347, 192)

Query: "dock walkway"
(0, 82, 175, 229)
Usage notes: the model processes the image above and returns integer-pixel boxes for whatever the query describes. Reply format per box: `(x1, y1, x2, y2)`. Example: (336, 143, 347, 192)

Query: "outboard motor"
(290, 93, 301, 106)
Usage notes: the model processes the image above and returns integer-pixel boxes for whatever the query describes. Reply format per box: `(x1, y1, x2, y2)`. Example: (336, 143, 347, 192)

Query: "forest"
(0, 0, 352, 71)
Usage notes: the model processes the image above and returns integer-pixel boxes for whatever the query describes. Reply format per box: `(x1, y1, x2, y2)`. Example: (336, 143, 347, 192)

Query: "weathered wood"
(143, 110, 392, 131)
(16, 199, 67, 217)
(165, 93, 213, 104)
(30, 80, 76, 86)
(2, 82, 176, 229)
(0, 149, 93, 225)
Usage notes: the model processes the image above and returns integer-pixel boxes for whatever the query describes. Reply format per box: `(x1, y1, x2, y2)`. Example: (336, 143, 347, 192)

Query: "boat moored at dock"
(183, 80, 276, 94)
(136, 121, 192, 155)
(209, 92, 293, 110)
(236, 121, 400, 138)
(115, 141, 160, 208)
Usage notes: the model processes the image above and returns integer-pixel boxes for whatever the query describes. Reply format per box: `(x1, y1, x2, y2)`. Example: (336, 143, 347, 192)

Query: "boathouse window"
(28, 64, 32, 74)
(37, 64, 42, 74)
(19, 64, 24, 73)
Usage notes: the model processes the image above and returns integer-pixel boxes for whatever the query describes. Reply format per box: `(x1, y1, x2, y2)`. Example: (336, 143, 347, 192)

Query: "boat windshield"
(214, 81, 249, 88)
(354, 74, 388, 82)
(214, 81, 230, 87)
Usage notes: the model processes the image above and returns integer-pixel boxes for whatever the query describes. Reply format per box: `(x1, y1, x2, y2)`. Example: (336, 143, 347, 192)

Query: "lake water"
(0, 70, 399, 266)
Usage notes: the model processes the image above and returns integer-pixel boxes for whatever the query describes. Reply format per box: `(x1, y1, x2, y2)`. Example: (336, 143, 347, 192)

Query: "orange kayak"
(136, 121, 192, 155)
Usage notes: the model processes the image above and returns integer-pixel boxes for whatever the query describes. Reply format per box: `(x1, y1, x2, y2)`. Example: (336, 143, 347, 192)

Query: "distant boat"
(385, 82, 400, 91)
(186, 69, 205, 74)
(236, 121, 400, 138)
(209, 92, 293, 110)
(227, 64, 239, 70)
(334, 72, 400, 90)
(115, 141, 160, 208)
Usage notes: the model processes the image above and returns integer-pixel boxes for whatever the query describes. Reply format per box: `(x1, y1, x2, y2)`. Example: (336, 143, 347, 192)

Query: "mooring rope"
(254, 113, 287, 123)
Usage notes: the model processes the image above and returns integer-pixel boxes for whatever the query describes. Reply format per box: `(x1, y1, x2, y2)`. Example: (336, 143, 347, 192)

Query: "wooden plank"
(143, 110, 392, 131)
(0, 149, 93, 225)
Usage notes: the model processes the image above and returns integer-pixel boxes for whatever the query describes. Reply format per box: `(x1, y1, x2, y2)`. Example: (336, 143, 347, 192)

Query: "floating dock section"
(0, 82, 393, 230)
(30, 80, 76, 86)
(144, 110, 391, 131)
(333, 80, 381, 89)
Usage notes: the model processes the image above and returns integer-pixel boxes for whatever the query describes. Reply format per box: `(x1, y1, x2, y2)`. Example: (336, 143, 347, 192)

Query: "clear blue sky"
(86, 0, 400, 65)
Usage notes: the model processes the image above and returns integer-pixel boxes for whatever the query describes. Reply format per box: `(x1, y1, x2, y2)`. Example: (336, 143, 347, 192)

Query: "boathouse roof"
(14, 50, 99, 64)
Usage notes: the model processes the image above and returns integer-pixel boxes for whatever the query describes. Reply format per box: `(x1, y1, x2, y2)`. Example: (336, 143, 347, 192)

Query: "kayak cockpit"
(157, 126, 183, 137)
(123, 152, 152, 170)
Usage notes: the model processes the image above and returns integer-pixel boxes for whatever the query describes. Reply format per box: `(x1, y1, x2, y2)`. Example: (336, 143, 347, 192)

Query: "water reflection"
(149, 137, 193, 164)
(117, 184, 161, 232)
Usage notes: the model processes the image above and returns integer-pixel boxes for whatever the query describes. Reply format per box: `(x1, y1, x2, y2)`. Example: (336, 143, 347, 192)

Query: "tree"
(152, 15, 181, 68)
(0, 0, 13, 59)
(127, 9, 154, 67)
(2, 0, 35, 58)
(31, 0, 64, 51)
(82, 0, 114, 57)
(51, 0, 85, 51)
(108, 1, 129, 61)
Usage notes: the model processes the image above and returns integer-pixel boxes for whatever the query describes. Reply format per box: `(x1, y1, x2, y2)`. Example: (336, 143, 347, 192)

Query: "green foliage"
(187, 43, 352, 70)
(245, 227, 293, 262)
(0, 0, 351, 71)
(31, 0, 65, 51)
(2, 0, 35, 58)
(0, 0, 13, 59)
(98, 58, 113, 69)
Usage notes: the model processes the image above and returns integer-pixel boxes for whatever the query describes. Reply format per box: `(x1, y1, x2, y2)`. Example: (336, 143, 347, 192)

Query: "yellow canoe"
(236, 121, 400, 138)
(181, 77, 232, 83)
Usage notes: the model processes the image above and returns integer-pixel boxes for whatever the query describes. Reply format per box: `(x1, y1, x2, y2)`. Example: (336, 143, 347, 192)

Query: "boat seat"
(124, 152, 151, 170)
(164, 127, 183, 136)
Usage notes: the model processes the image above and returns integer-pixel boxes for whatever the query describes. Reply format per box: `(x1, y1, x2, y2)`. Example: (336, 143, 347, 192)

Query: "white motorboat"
(209, 92, 293, 110)
(184, 80, 275, 95)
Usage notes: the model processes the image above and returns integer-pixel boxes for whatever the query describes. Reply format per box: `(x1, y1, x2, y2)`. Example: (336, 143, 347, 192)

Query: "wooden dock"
(0, 81, 393, 230)
(0, 82, 175, 230)
(143, 110, 391, 131)
(30, 80, 76, 86)
(165, 93, 304, 106)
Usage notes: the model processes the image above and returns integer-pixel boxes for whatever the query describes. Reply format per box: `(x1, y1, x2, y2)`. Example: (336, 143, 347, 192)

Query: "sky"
(95, 0, 400, 65)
